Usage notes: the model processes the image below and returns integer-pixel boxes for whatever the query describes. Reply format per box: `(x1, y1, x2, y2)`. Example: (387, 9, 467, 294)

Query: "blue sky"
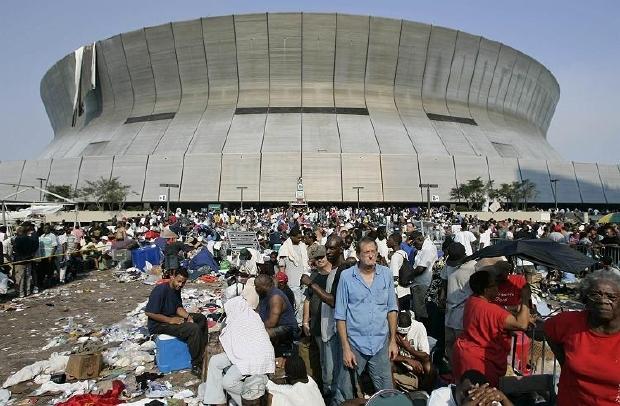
(0, 0, 618, 164)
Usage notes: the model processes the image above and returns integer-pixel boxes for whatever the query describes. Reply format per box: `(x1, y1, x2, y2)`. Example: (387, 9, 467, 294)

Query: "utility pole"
(36, 177, 47, 202)
(550, 178, 559, 213)
(419, 183, 439, 219)
(352, 186, 364, 210)
(236, 186, 248, 212)
(159, 183, 179, 215)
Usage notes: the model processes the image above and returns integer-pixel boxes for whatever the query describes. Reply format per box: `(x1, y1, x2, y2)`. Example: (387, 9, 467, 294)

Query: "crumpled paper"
(2, 352, 69, 388)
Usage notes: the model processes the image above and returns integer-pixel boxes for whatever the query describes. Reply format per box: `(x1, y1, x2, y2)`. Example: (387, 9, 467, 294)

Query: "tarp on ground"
(188, 247, 219, 272)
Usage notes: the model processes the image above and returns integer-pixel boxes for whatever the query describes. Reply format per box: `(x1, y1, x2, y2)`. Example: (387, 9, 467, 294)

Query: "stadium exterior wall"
(2, 13, 619, 204)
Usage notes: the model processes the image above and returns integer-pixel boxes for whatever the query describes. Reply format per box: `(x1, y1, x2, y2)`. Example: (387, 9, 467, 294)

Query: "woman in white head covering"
(201, 296, 275, 405)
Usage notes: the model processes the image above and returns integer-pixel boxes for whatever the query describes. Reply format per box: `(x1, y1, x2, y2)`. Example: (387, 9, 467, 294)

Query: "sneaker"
(19, 294, 25, 298)
(33, 287, 39, 294)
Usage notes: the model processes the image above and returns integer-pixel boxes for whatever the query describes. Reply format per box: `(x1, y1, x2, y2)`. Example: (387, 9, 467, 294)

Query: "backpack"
(396, 251, 415, 287)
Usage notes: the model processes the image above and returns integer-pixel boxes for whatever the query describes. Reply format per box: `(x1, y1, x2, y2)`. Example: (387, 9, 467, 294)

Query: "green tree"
(450, 177, 494, 210)
(493, 182, 519, 208)
(79, 177, 130, 211)
(45, 184, 76, 202)
(517, 179, 538, 210)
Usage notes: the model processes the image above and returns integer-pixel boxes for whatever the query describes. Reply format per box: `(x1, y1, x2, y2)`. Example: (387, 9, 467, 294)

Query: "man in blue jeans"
(334, 236, 399, 403)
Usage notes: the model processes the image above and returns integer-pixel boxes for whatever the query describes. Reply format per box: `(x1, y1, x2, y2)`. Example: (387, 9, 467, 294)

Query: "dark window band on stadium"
(125, 112, 176, 124)
(234, 107, 370, 115)
(426, 113, 477, 126)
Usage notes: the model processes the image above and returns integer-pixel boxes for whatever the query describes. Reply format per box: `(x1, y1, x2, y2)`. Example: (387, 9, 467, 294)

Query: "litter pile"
(1, 278, 226, 406)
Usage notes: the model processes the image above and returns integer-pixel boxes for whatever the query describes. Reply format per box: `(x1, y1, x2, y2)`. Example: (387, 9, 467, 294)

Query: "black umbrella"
(467, 239, 597, 274)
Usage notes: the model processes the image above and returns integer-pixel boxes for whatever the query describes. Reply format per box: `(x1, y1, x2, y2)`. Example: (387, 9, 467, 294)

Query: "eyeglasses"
(587, 291, 618, 302)
(314, 255, 326, 260)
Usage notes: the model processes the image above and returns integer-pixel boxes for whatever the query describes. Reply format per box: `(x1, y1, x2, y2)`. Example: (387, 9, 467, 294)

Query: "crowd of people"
(1, 205, 620, 405)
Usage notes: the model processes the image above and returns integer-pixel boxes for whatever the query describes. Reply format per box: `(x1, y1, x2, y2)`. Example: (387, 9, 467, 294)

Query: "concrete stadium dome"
(3, 13, 620, 204)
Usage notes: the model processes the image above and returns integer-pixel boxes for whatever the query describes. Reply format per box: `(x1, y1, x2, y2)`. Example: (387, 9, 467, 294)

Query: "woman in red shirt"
(544, 270, 620, 406)
(452, 270, 532, 386)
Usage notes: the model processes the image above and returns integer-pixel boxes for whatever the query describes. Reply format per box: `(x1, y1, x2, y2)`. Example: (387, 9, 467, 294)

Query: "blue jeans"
(316, 333, 341, 402)
(334, 337, 393, 404)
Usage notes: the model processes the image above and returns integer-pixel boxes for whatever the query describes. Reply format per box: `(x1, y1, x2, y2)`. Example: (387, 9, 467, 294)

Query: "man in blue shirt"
(334, 236, 399, 403)
(145, 268, 208, 374)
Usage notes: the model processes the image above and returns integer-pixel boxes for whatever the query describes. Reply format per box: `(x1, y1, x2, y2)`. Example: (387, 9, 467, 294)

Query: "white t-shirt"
(479, 229, 492, 248)
(376, 238, 389, 261)
(390, 250, 410, 298)
(406, 319, 430, 354)
(284, 244, 305, 289)
(428, 385, 457, 406)
(413, 239, 437, 287)
(453, 230, 477, 256)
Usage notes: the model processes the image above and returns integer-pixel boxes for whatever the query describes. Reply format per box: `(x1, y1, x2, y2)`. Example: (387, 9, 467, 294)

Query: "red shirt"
(544, 310, 620, 406)
(493, 274, 527, 307)
(452, 296, 511, 386)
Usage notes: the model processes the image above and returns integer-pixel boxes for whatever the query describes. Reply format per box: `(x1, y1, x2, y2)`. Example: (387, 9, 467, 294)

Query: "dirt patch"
(0, 269, 153, 382)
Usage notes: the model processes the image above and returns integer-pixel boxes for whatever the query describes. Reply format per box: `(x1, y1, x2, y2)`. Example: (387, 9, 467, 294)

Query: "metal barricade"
(507, 322, 559, 401)
(500, 322, 560, 404)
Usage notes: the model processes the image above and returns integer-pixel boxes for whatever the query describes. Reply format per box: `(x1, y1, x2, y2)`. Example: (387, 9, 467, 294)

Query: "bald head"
(325, 235, 344, 264)
(254, 274, 274, 297)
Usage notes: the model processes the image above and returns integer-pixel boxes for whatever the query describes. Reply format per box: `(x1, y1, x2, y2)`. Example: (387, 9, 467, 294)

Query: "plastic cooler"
(155, 334, 192, 373)
(131, 246, 162, 271)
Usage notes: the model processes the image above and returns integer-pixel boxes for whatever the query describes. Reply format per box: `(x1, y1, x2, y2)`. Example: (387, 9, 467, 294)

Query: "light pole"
(236, 186, 248, 212)
(419, 183, 439, 219)
(159, 183, 179, 215)
(36, 177, 47, 202)
(550, 178, 559, 213)
(352, 186, 364, 210)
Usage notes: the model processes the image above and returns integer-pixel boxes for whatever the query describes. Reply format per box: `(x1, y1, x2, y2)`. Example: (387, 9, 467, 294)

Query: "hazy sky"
(0, 0, 618, 164)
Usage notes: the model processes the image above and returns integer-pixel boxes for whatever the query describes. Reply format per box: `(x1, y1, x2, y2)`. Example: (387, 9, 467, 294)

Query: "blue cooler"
(132, 246, 162, 271)
(155, 334, 192, 373)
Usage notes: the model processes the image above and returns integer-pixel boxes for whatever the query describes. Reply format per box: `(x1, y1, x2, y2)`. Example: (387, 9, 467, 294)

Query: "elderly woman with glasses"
(545, 270, 620, 406)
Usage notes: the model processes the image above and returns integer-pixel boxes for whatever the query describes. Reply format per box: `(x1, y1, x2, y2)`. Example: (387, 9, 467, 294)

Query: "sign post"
(159, 183, 179, 215)
(419, 183, 439, 219)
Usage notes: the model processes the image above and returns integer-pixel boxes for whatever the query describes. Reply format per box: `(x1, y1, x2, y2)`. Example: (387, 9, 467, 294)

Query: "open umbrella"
(467, 239, 596, 274)
(597, 212, 620, 224)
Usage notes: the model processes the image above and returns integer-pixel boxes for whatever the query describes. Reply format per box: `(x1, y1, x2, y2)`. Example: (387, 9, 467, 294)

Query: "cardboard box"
(65, 353, 103, 380)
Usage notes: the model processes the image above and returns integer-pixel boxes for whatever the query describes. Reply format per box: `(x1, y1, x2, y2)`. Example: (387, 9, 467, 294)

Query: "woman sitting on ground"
(202, 296, 275, 406)
(451, 270, 533, 387)
(266, 355, 325, 406)
(545, 270, 620, 406)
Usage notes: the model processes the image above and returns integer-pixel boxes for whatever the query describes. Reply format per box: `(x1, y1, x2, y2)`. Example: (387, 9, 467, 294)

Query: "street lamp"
(159, 183, 179, 215)
(236, 186, 248, 212)
(36, 177, 47, 202)
(352, 186, 364, 210)
(419, 183, 439, 219)
(550, 178, 559, 213)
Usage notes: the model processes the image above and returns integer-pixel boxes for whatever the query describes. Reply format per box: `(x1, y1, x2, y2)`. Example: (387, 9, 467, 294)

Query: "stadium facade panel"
(2, 13, 617, 204)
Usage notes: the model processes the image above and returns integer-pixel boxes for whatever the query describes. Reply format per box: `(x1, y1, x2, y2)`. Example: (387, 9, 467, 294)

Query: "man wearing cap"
(444, 244, 478, 362)
(301, 245, 335, 398)
(161, 229, 186, 278)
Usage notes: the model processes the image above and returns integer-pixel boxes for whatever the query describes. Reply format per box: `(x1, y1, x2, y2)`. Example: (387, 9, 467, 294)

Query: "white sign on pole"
(158, 194, 167, 202)
(431, 195, 440, 202)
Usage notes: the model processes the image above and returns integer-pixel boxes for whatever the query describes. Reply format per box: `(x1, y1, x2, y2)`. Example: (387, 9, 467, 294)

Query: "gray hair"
(579, 270, 620, 303)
